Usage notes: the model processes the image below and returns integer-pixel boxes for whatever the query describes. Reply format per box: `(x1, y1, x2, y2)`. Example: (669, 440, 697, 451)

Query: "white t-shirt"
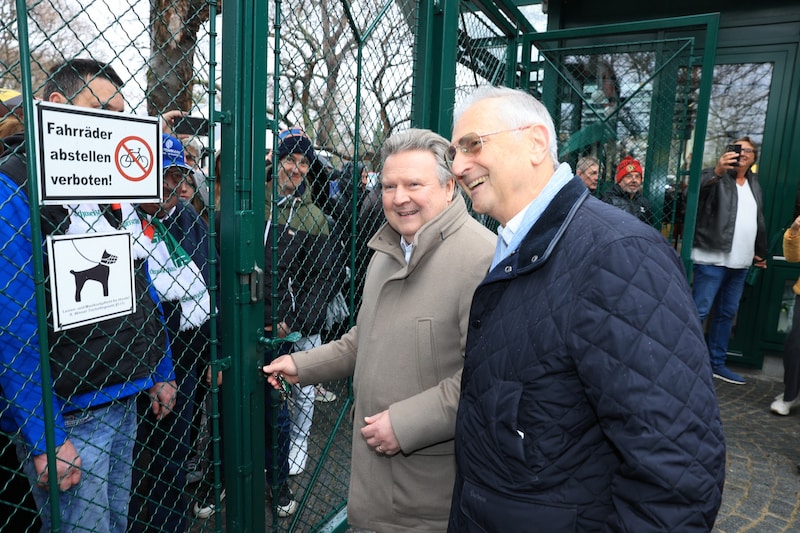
(692, 179, 758, 269)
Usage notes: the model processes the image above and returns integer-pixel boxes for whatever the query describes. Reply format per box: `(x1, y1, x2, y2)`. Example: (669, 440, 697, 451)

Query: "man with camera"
(692, 137, 766, 385)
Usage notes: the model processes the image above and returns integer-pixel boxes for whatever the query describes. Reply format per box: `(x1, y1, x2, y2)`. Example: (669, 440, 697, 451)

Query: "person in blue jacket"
(446, 86, 725, 532)
(0, 58, 176, 533)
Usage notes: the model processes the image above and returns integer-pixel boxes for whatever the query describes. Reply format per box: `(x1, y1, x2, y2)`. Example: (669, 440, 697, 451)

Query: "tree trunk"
(147, 0, 209, 115)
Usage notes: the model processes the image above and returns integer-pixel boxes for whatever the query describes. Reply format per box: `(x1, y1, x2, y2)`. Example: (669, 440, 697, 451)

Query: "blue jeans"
(692, 264, 749, 369)
(17, 397, 137, 533)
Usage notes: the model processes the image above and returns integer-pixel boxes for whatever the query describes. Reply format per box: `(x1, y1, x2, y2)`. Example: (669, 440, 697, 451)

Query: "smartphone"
(174, 115, 210, 137)
(726, 144, 742, 167)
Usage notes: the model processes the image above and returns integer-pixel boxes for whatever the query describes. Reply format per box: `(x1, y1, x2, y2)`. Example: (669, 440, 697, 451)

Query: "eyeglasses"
(445, 125, 531, 168)
(740, 147, 755, 154)
(163, 168, 188, 184)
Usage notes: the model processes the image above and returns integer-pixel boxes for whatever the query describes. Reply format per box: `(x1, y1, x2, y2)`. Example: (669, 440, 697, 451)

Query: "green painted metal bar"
(644, 38, 682, 229)
(412, 0, 459, 135)
(524, 12, 721, 43)
(13, 0, 63, 528)
(679, 15, 720, 276)
(504, 35, 519, 87)
(471, 0, 536, 36)
(203, 1, 224, 531)
(267, 0, 288, 529)
(341, 1, 364, 332)
(220, 0, 269, 529)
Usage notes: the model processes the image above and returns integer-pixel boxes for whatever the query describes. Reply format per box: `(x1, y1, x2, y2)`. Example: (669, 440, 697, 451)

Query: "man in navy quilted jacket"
(445, 86, 725, 532)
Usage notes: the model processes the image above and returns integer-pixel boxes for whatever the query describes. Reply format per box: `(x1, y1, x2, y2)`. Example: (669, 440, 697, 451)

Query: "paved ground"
(183, 369, 800, 532)
(713, 367, 800, 532)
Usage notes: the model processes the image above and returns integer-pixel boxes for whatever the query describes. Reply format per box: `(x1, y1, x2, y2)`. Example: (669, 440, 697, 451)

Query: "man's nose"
(393, 186, 410, 204)
(450, 154, 469, 179)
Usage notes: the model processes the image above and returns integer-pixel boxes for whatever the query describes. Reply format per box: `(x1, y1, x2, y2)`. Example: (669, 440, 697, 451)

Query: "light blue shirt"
(491, 162, 575, 271)
(400, 238, 414, 264)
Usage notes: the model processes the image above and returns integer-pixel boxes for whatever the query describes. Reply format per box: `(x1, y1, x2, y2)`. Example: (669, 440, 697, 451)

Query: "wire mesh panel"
(453, 16, 696, 245)
(2, 0, 422, 532)
(264, 1, 418, 531)
(531, 39, 695, 241)
(1, 1, 221, 532)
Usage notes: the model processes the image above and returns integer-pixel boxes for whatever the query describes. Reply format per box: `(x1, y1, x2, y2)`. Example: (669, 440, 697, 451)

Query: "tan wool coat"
(292, 194, 495, 532)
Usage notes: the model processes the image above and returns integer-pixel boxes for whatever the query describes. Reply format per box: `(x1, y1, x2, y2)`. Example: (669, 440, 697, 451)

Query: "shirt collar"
(491, 162, 574, 270)
(400, 238, 414, 264)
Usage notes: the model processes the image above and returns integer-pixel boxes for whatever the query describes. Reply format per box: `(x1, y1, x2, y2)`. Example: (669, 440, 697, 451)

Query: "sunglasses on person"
(445, 125, 531, 168)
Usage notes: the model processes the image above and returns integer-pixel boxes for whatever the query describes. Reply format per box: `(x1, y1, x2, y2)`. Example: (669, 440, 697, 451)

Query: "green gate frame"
(518, 14, 720, 276)
(219, 0, 269, 530)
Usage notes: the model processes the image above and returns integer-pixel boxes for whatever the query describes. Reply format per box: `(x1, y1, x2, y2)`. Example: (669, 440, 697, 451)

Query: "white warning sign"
(34, 101, 162, 204)
(47, 231, 136, 331)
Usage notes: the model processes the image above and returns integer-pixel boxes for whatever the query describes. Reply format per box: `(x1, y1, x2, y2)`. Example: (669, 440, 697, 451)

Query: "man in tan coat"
(262, 128, 495, 532)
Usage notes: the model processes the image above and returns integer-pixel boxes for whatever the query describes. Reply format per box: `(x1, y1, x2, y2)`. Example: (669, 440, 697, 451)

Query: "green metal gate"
(1, 0, 420, 532)
(450, 10, 721, 274)
(1, 3, 727, 533)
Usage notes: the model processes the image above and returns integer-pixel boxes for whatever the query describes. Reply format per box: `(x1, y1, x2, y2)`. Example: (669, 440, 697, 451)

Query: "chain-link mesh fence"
(1, 1, 707, 532)
(1, 0, 420, 532)
(0, 0, 224, 531)
(453, 6, 698, 249)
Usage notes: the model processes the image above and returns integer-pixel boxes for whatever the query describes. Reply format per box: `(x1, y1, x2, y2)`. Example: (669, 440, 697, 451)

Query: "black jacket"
(693, 167, 767, 257)
(0, 134, 169, 398)
(601, 182, 654, 225)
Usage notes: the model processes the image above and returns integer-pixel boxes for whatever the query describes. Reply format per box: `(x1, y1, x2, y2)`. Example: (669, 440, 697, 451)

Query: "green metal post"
(412, 0, 460, 136)
(220, 0, 268, 530)
(680, 16, 720, 276)
(644, 39, 680, 228)
(14, 0, 63, 527)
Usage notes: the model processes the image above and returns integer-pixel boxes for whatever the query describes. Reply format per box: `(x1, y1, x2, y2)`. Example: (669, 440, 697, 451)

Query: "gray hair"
(453, 86, 559, 166)
(577, 156, 599, 173)
(181, 136, 203, 164)
(380, 128, 454, 188)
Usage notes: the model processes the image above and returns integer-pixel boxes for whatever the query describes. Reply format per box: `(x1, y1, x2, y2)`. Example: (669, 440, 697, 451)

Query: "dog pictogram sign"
(47, 231, 135, 331)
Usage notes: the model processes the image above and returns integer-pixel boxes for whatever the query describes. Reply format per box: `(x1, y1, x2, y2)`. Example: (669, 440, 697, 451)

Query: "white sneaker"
(270, 482, 298, 517)
(193, 488, 225, 519)
(314, 384, 337, 403)
(770, 393, 800, 416)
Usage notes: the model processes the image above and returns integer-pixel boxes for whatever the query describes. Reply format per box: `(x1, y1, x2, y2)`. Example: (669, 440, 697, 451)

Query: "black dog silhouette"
(70, 250, 118, 302)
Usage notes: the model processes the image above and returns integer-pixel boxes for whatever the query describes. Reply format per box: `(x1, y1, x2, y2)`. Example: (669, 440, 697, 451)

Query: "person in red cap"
(601, 155, 653, 224)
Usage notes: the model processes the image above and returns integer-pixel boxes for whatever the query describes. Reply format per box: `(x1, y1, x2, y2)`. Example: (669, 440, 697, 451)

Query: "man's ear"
(48, 92, 67, 104)
(528, 124, 551, 166)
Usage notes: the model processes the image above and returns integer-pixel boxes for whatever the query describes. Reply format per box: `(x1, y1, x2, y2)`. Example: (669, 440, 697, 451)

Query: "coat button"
(504, 266, 512, 273)
(471, 319, 481, 329)
(531, 255, 539, 263)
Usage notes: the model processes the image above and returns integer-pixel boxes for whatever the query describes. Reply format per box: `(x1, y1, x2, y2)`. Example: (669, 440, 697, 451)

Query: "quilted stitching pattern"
(452, 192, 725, 532)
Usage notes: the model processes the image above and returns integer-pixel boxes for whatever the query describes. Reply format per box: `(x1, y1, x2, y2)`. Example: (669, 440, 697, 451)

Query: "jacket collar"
(486, 176, 588, 282)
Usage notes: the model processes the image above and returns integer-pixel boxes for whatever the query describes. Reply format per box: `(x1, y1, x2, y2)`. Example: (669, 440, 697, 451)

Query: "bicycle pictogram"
(114, 136, 154, 182)
(118, 147, 149, 169)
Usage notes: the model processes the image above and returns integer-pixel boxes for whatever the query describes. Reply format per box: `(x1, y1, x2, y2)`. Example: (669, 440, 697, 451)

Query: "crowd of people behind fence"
(0, 56, 786, 533)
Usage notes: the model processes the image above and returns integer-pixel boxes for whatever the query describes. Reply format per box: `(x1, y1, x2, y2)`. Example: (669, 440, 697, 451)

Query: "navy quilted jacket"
(449, 177, 725, 532)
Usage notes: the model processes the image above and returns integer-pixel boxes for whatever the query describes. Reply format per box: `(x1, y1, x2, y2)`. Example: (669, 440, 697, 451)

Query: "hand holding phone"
(174, 116, 210, 137)
(725, 144, 742, 167)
